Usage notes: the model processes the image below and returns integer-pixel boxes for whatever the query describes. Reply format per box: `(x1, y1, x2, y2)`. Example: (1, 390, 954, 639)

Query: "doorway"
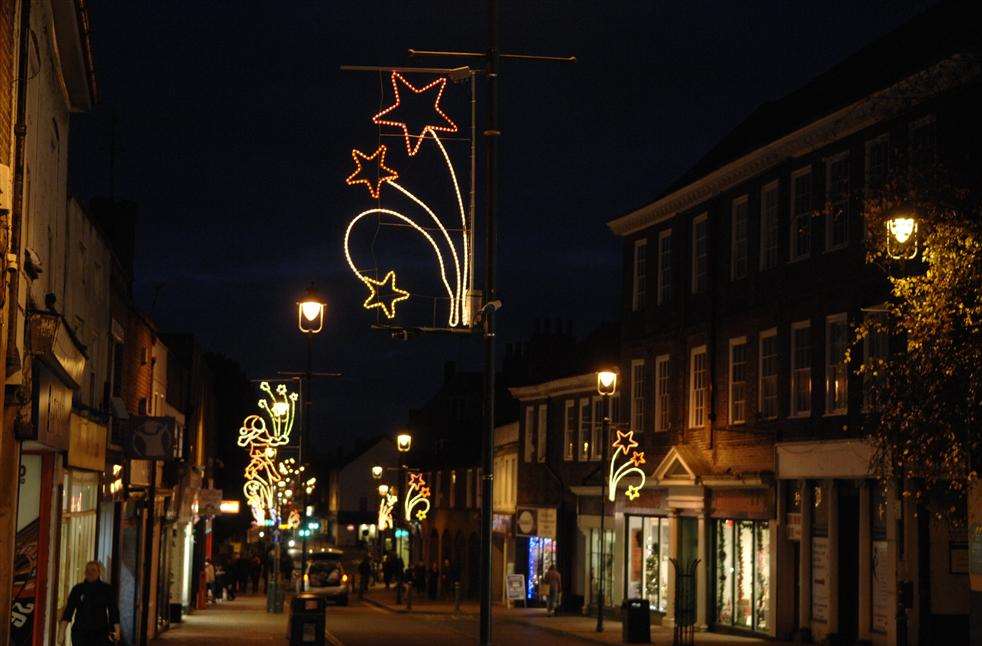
(837, 483, 859, 643)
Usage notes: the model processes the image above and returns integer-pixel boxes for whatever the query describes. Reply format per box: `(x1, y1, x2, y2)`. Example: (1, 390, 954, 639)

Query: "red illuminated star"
(362, 270, 410, 320)
(612, 430, 639, 456)
(346, 145, 398, 199)
(419, 486, 431, 499)
(372, 72, 458, 156)
(409, 473, 426, 488)
(630, 451, 646, 467)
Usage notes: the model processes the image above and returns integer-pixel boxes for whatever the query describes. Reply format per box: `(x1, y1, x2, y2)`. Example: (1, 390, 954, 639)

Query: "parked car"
(304, 550, 350, 605)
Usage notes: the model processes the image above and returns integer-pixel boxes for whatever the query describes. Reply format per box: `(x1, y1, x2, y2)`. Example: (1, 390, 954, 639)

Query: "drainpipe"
(707, 201, 719, 455)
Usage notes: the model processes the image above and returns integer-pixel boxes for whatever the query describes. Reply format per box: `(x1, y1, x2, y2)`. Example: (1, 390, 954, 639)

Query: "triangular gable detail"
(653, 447, 697, 481)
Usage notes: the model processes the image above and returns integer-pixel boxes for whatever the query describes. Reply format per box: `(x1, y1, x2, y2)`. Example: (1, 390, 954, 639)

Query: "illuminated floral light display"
(378, 490, 398, 532)
(403, 472, 432, 522)
(238, 382, 300, 524)
(608, 430, 647, 501)
(343, 71, 472, 327)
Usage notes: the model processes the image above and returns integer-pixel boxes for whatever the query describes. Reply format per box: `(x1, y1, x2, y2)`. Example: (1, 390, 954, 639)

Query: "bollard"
(453, 582, 461, 613)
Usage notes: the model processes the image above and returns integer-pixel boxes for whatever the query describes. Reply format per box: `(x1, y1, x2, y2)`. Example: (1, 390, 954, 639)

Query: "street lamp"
(378, 484, 390, 497)
(371, 465, 384, 480)
(296, 284, 326, 589)
(595, 368, 617, 632)
(297, 284, 327, 334)
(885, 207, 919, 260)
(396, 432, 412, 453)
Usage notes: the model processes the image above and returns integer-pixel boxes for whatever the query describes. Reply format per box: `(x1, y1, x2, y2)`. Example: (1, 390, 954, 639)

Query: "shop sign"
(872, 540, 889, 633)
(24, 368, 73, 450)
(811, 536, 829, 623)
(786, 512, 802, 541)
(506, 574, 526, 602)
(126, 416, 176, 459)
(710, 488, 773, 519)
(514, 507, 556, 539)
(617, 488, 666, 513)
(129, 459, 150, 487)
(492, 513, 512, 534)
(68, 415, 107, 471)
(198, 488, 223, 516)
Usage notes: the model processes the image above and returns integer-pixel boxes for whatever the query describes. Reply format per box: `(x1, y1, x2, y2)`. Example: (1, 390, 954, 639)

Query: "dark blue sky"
(69, 0, 936, 453)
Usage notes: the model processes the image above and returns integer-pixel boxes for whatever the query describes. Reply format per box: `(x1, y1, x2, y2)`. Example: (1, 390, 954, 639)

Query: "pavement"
(148, 589, 788, 646)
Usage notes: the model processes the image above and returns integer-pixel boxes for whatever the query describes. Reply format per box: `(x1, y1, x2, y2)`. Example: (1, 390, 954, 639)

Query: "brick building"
(600, 4, 980, 644)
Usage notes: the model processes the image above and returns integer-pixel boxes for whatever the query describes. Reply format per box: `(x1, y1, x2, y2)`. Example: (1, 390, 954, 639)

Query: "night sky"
(69, 1, 937, 453)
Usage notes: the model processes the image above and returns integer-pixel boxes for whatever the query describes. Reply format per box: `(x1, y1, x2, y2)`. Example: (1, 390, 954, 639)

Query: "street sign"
(127, 416, 176, 459)
(515, 507, 556, 538)
(198, 488, 223, 516)
(506, 574, 526, 601)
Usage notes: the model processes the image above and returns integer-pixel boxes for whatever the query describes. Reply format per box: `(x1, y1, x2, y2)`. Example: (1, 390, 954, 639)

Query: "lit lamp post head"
(378, 484, 390, 497)
(297, 284, 327, 334)
(885, 208, 919, 260)
(597, 370, 618, 396)
(396, 432, 412, 453)
(371, 465, 384, 480)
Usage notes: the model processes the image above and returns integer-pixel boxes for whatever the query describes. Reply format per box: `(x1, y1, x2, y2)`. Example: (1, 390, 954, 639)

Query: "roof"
(610, 0, 982, 233)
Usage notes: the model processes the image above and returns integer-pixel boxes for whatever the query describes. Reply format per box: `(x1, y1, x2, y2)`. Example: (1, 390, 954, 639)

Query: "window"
(537, 404, 548, 462)
(466, 468, 474, 508)
(692, 214, 708, 293)
(760, 181, 779, 270)
(865, 135, 889, 194)
(625, 516, 671, 612)
(631, 359, 646, 433)
(563, 400, 576, 461)
(591, 397, 603, 461)
(790, 169, 812, 260)
(826, 153, 850, 250)
(632, 239, 647, 311)
(729, 337, 749, 425)
(909, 114, 936, 173)
(791, 321, 812, 416)
(862, 310, 889, 412)
(759, 328, 778, 419)
(731, 197, 748, 280)
(450, 470, 457, 508)
(578, 398, 591, 461)
(523, 406, 535, 463)
(825, 314, 849, 415)
(654, 355, 671, 433)
(657, 229, 672, 304)
(689, 346, 708, 428)
(714, 519, 770, 631)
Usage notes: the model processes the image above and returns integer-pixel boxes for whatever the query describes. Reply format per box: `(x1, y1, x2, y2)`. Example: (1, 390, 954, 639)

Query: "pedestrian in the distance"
(427, 562, 439, 600)
(204, 559, 217, 603)
(250, 555, 262, 593)
(58, 561, 121, 646)
(544, 564, 562, 616)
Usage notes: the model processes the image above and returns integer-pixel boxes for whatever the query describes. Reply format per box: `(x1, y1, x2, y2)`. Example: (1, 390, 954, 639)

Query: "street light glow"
(371, 465, 384, 479)
(597, 370, 617, 396)
(297, 284, 327, 333)
(397, 432, 412, 453)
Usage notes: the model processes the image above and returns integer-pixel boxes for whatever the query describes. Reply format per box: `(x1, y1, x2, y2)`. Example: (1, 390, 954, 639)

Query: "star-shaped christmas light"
(612, 429, 639, 456)
(346, 145, 399, 199)
(420, 486, 431, 498)
(625, 485, 642, 501)
(409, 473, 425, 488)
(362, 270, 410, 319)
(416, 509, 428, 521)
(630, 451, 646, 467)
(372, 72, 458, 156)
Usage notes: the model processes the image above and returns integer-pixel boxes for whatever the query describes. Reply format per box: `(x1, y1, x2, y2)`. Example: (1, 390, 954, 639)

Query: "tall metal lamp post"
(595, 370, 617, 632)
(297, 284, 326, 589)
(396, 431, 412, 602)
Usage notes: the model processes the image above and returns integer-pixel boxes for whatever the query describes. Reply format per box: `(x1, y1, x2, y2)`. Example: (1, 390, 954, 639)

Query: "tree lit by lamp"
(298, 284, 327, 334)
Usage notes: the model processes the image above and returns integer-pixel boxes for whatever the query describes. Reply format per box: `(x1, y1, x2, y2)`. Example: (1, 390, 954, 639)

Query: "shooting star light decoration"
(608, 430, 647, 501)
(404, 472, 432, 522)
(343, 71, 471, 327)
(378, 490, 398, 532)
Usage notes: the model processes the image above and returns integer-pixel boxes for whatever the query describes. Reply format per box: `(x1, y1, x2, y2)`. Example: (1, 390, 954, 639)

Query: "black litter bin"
(621, 598, 650, 643)
(169, 602, 183, 623)
(289, 593, 326, 646)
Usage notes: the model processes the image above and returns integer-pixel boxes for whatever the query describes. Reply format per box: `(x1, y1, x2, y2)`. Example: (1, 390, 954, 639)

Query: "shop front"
(514, 506, 558, 604)
(708, 487, 774, 636)
(620, 489, 671, 615)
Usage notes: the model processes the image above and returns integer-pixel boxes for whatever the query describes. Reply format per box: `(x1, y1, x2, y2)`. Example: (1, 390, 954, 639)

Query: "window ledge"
(822, 411, 847, 418)
(787, 255, 811, 264)
(788, 412, 812, 419)
(823, 244, 849, 254)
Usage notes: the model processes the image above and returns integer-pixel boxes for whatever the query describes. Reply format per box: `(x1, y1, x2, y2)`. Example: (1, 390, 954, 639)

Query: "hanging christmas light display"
(238, 382, 300, 524)
(608, 430, 647, 501)
(377, 489, 398, 532)
(403, 472, 432, 522)
(343, 71, 472, 328)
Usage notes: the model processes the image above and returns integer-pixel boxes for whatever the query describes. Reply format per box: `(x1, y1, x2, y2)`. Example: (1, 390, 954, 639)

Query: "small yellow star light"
(416, 509, 428, 521)
(361, 270, 410, 319)
(625, 485, 642, 501)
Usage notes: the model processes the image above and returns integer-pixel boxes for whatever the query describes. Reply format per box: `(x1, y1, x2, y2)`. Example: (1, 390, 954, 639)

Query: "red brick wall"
(123, 311, 154, 415)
